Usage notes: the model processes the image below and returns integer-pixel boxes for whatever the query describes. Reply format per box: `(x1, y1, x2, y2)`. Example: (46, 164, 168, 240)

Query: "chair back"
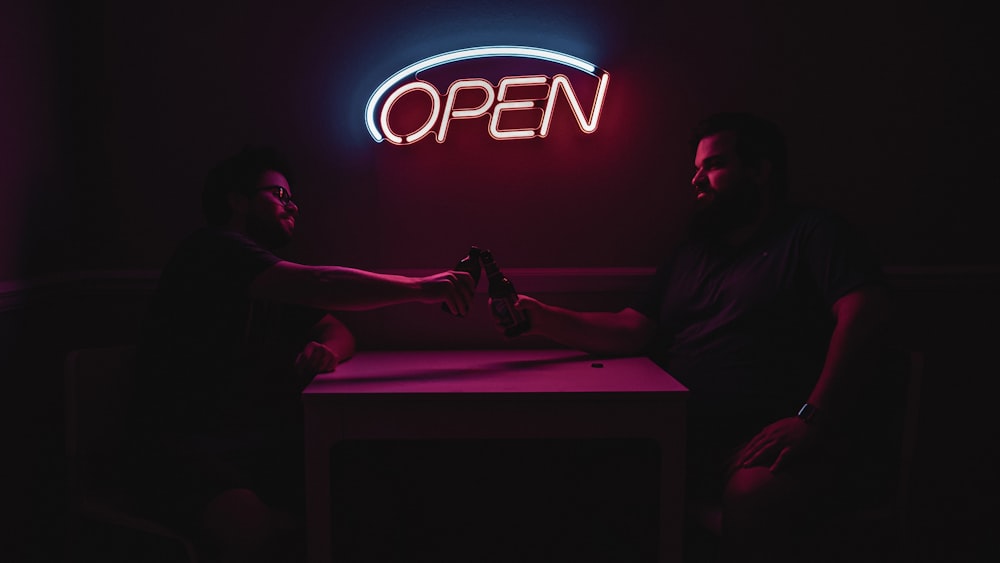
(65, 345, 138, 496)
(894, 349, 923, 556)
(65, 345, 202, 563)
(874, 348, 923, 507)
(846, 346, 924, 560)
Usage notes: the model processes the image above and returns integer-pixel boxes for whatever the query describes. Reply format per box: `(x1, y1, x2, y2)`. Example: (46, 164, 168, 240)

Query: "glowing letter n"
(538, 73, 610, 138)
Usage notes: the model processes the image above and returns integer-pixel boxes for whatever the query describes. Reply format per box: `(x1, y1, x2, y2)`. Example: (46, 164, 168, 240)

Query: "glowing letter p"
(437, 79, 496, 143)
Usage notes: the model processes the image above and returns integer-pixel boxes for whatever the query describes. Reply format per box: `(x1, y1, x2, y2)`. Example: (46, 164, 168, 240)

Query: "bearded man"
(501, 112, 891, 562)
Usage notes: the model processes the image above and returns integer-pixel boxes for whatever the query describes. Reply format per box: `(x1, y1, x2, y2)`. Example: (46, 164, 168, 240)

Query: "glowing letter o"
(379, 81, 442, 145)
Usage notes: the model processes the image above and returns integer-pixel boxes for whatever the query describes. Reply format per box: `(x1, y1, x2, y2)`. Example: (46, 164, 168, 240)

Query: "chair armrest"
(70, 494, 200, 563)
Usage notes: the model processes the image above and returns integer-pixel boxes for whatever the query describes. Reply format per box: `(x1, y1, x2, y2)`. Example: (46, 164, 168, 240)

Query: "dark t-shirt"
(632, 206, 884, 423)
(134, 226, 325, 442)
(128, 226, 326, 527)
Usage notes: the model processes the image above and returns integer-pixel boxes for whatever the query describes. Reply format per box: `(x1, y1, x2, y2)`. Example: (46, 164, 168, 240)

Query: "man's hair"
(691, 112, 788, 199)
(202, 145, 295, 225)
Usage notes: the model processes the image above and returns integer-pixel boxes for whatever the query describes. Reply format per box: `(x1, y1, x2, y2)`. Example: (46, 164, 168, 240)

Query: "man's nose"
(691, 169, 704, 186)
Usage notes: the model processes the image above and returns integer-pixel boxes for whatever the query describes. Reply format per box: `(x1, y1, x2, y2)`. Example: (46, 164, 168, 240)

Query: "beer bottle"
(442, 246, 482, 316)
(480, 249, 530, 336)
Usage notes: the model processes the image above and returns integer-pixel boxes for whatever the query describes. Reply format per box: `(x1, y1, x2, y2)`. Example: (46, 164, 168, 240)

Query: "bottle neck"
(481, 257, 500, 276)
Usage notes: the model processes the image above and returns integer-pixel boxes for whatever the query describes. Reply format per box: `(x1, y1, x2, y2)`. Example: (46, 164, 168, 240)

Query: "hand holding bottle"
(418, 270, 476, 316)
(442, 247, 483, 316)
(489, 294, 545, 337)
(481, 250, 531, 337)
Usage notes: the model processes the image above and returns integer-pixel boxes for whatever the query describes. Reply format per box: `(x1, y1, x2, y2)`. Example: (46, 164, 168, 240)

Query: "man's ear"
(227, 191, 249, 219)
(751, 159, 773, 185)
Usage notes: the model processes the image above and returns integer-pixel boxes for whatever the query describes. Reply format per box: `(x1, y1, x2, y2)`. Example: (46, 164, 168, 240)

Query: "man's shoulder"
(778, 204, 883, 277)
(774, 205, 857, 238)
(178, 225, 258, 248)
(782, 204, 846, 225)
(173, 226, 277, 259)
(163, 226, 281, 276)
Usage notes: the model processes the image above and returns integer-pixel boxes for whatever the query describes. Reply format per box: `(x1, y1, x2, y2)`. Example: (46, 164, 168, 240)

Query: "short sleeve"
(166, 227, 282, 295)
(800, 211, 884, 307)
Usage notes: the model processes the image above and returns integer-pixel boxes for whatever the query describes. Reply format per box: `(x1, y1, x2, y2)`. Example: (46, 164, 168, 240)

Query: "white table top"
(303, 348, 687, 397)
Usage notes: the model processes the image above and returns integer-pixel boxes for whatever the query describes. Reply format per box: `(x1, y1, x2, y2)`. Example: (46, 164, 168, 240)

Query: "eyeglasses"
(257, 185, 296, 208)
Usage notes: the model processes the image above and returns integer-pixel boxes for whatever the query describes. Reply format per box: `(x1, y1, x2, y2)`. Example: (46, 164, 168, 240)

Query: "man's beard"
(688, 182, 764, 241)
(246, 214, 293, 250)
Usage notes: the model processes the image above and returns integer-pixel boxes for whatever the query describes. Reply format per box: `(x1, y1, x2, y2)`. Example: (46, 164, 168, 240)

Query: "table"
(302, 349, 688, 562)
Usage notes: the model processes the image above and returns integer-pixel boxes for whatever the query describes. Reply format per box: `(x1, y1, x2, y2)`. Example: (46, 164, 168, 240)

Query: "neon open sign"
(365, 46, 610, 145)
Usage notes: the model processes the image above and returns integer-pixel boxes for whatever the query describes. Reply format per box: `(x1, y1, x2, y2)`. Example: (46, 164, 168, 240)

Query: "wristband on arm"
(797, 402, 820, 424)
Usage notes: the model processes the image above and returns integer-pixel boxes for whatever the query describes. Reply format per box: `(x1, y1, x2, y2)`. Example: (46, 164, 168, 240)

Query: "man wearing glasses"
(129, 146, 475, 563)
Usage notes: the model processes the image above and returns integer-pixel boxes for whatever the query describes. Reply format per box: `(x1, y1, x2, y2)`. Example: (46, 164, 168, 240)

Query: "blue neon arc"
(365, 46, 606, 142)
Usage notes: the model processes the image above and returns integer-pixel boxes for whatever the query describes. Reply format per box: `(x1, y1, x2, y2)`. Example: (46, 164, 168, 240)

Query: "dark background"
(2, 1, 996, 561)
(4, 0, 997, 274)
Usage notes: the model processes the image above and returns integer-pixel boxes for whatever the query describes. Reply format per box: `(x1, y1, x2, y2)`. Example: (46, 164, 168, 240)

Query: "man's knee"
(720, 467, 813, 561)
(722, 465, 820, 537)
(722, 464, 837, 547)
(724, 466, 788, 515)
(200, 488, 276, 559)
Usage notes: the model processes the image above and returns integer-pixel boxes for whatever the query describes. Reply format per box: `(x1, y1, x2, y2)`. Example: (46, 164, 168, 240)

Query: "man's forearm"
(313, 314, 356, 363)
(279, 264, 424, 310)
(528, 303, 655, 356)
(251, 262, 438, 311)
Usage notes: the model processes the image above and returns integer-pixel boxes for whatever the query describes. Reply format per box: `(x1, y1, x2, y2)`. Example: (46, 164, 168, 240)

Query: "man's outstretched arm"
(249, 261, 476, 316)
(510, 295, 657, 356)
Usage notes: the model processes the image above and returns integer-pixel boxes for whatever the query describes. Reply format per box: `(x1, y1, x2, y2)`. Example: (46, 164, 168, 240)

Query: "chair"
(685, 348, 924, 562)
(798, 347, 924, 562)
(64, 345, 201, 563)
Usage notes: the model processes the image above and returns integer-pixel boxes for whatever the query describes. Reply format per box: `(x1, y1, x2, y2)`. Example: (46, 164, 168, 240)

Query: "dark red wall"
(2, 1, 997, 562)
(3, 0, 998, 279)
